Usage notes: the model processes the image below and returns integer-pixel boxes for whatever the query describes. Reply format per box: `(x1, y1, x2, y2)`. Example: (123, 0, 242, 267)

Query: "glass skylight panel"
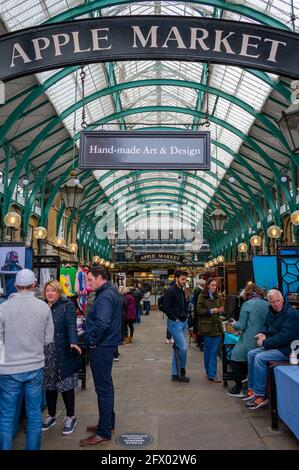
(162, 61, 203, 83)
(87, 96, 114, 121)
(225, 107, 253, 135)
(45, 0, 81, 17)
(0, 0, 46, 30)
(245, 0, 299, 30)
(160, 86, 198, 108)
(0, 0, 82, 30)
(218, 128, 243, 153)
(160, 2, 199, 16)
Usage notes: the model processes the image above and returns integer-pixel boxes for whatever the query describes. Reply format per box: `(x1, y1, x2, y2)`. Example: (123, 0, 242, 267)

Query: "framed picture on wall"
(0, 245, 26, 273)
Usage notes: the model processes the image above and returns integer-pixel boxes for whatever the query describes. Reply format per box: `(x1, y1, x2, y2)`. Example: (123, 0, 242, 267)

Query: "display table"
(274, 365, 299, 439)
(223, 331, 239, 346)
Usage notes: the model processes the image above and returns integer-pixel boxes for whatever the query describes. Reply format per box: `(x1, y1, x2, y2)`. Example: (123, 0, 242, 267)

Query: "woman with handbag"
(197, 278, 224, 383)
(42, 280, 81, 435)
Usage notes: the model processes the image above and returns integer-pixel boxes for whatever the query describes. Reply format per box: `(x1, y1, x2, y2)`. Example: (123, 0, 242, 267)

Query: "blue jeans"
(89, 346, 116, 439)
(248, 347, 288, 396)
(0, 368, 43, 450)
(143, 301, 150, 315)
(135, 305, 141, 323)
(203, 336, 222, 379)
(167, 319, 188, 376)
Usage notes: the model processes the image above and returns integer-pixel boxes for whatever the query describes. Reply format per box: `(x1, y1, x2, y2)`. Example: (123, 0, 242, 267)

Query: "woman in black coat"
(42, 280, 81, 435)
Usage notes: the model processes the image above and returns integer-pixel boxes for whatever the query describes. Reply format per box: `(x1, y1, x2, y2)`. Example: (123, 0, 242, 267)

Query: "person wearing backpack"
(162, 270, 190, 383)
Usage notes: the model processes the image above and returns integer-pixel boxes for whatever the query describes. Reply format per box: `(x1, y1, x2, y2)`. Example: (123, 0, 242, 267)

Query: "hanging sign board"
(134, 253, 185, 263)
(79, 130, 210, 170)
(0, 17, 298, 80)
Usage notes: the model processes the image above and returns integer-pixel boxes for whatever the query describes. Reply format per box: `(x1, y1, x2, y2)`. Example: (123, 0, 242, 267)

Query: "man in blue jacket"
(163, 270, 190, 383)
(80, 266, 122, 446)
(244, 289, 299, 410)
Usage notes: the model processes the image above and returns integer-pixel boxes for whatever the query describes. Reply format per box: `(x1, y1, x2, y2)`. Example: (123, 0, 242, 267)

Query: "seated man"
(243, 289, 299, 410)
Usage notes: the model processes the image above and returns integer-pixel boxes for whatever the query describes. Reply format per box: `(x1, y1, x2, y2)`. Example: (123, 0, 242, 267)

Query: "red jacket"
(125, 293, 137, 321)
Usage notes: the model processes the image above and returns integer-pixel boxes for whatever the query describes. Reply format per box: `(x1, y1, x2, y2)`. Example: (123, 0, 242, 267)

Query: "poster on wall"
(0, 246, 25, 274)
(252, 255, 278, 291)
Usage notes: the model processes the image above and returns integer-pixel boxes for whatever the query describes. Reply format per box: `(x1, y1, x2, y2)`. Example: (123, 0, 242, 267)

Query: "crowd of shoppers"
(1, 265, 299, 450)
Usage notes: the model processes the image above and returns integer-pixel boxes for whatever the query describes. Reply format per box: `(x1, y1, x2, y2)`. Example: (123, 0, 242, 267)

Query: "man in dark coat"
(163, 270, 189, 383)
(244, 289, 299, 410)
(80, 266, 122, 446)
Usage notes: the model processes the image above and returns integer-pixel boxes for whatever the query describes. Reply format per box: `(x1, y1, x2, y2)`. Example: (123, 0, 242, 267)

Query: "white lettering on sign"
(53, 34, 70, 57)
(88, 144, 201, 157)
(170, 146, 201, 156)
(72, 31, 91, 53)
(240, 34, 261, 58)
(132, 26, 158, 48)
(32, 37, 50, 60)
(91, 28, 112, 51)
(264, 38, 287, 62)
(10, 43, 32, 67)
(7, 23, 288, 72)
(213, 30, 236, 54)
(189, 28, 209, 50)
(161, 27, 187, 49)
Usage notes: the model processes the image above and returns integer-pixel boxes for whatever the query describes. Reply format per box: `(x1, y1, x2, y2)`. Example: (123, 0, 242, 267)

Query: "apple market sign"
(0, 16, 298, 81)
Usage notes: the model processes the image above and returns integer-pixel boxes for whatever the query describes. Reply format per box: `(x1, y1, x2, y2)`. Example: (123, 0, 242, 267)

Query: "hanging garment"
(59, 274, 73, 297)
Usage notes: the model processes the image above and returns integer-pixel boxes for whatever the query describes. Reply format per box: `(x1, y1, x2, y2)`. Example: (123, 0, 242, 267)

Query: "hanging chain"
(204, 63, 211, 127)
(215, 92, 219, 188)
(80, 65, 88, 128)
(198, 62, 211, 128)
(71, 68, 79, 171)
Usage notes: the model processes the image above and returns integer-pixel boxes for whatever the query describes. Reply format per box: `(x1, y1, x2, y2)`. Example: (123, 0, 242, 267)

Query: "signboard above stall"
(79, 130, 210, 170)
(134, 253, 186, 263)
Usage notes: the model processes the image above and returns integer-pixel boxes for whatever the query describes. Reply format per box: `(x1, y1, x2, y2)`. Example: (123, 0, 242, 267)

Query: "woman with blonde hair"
(42, 280, 81, 435)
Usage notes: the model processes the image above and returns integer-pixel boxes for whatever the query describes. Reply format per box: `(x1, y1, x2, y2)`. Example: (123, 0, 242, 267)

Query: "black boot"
(172, 375, 190, 383)
(180, 368, 190, 382)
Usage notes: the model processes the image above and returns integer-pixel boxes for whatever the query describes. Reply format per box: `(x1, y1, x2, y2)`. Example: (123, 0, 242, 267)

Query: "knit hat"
(15, 269, 37, 287)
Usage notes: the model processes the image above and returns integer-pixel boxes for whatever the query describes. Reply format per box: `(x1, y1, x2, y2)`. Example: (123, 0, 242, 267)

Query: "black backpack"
(158, 293, 166, 312)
